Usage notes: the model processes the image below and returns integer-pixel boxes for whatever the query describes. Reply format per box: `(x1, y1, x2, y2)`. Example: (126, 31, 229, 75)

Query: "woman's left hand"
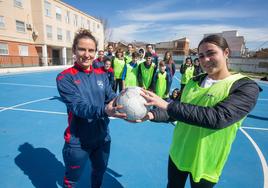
(105, 98, 127, 119)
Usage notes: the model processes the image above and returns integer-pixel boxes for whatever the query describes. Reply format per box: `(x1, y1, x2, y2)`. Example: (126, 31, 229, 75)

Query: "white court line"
(240, 128, 268, 188)
(0, 97, 54, 112)
(0, 107, 66, 115)
(0, 82, 56, 88)
(243, 126, 268, 131)
(0, 106, 118, 118)
(174, 75, 181, 83)
(258, 99, 268, 101)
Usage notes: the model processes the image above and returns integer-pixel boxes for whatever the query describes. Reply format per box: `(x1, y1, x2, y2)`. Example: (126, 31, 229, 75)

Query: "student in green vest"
(138, 48, 145, 64)
(139, 35, 260, 188)
(122, 51, 139, 89)
(124, 43, 134, 64)
(112, 48, 126, 93)
(152, 60, 171, 99)
(137, 52, 157, 90)
(180, 57, 195, 92)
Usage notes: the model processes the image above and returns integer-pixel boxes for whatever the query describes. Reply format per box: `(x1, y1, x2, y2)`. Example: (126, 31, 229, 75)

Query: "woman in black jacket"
(140, 35, 260, 188)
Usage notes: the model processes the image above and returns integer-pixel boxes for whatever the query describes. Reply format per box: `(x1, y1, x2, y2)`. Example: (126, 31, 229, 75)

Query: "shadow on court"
(14, 142, 64, 188)
(50, 96, 64, 103)
(14, 142, 123, 188)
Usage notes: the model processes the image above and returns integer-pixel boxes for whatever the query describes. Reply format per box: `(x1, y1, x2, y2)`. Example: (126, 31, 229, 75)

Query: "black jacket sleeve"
(180, 64, 187, 74)
(137, 64, 143, 87)
(151, 78, 260, 129)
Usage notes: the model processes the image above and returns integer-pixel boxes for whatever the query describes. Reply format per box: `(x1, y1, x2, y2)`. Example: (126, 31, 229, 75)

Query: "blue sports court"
(0, 69, 267, 188)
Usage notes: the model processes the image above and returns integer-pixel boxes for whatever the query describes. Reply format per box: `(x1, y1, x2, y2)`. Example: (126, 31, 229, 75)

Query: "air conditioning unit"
(26, 24, 32, 30)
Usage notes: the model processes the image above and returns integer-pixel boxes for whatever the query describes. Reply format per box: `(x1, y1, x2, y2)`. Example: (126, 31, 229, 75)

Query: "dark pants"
(113, 79, 123, 93)
(63, 141, 111, 188)
(167, 156, 216, 188)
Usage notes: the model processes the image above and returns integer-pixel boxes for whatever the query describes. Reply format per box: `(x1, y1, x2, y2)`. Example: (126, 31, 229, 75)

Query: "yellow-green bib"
(155, 72, 168, 98)
(125, 63, 138, 87)
(181, 66, 194, 84)
(170, 73, 246, 183)
(113, 58, 125, 79)
(141, 63, 155, 89)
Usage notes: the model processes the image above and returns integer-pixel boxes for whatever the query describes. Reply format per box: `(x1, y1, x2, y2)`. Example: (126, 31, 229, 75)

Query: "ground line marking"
(0, 82, 56, 88)
(240, 127, 268, 188)
(0, 97, 54, 112)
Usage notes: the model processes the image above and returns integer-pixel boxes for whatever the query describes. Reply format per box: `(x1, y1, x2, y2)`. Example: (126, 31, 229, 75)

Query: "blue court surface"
(0, 70, 267, 188)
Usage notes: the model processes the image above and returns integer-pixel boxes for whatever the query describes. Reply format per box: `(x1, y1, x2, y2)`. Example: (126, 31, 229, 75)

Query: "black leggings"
(167, 156, 216, 188)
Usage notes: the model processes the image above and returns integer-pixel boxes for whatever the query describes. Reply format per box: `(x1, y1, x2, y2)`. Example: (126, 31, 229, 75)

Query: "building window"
(56, 6, 62, 21)
(0, 43, 9, 55)
(46, 25, 52, 39)
(19, 45, 28, 56)
(65, 10, 70, 24)
(87, 20, 91, 30)
(81, 17, 85, 28)
(93, 22, 96, 33)
(74, 14, 78, 27)
(44, 0, 51, 17)
(16, 20, 25, 32)
(0, 16, 5, 28)
(14, 0, 23, 8)
(66, 30, 71, 42)
(57, 28, 62, 40)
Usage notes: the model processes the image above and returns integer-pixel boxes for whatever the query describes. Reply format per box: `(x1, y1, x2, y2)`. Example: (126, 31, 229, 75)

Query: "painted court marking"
(0, 97, 54, 112)
(0, 82, 56, 88)
(240, 128, 268, 188)
(243, 126, 268, 131)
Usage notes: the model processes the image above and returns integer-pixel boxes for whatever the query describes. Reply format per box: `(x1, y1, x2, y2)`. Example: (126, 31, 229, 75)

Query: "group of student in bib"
(91, 43, 180, 101)
(57, 28, 261, 188)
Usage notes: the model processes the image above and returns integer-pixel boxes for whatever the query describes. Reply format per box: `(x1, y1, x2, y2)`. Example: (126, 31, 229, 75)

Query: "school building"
(204, 30, 246, 57)
(0, 0, 104, 68)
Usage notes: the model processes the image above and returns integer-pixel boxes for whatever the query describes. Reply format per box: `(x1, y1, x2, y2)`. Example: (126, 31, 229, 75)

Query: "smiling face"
(104, 60, 111, 70)
(198, 42, 229, 78)
(74, 38, 96, 69)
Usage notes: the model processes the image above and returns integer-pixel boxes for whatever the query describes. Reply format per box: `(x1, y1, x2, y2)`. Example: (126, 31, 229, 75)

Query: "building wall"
(229, 58, 268, 73)
(0, 0, 35, 43)
(155, 38, 189, 56)
(204, 31, 245, 57)
(0, 0, 104, 67)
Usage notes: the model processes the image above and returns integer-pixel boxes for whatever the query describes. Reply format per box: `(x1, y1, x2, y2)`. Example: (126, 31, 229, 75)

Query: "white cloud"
(111, 23, 268, 50)
(110, 1, 268, 50)
(121, 10, 252, 22)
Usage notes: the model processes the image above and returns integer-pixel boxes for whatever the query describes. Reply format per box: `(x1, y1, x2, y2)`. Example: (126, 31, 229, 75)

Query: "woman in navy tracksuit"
(56, 29, 126, 188)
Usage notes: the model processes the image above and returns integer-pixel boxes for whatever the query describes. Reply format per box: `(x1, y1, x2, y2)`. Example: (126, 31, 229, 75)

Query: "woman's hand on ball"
(125, 111, 155, 123)
(140, 89, 169, 110)
(105, 98, 127, 119)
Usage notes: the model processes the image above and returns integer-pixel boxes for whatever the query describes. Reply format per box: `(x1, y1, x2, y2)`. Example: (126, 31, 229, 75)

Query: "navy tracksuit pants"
(62, 141, 111, 188)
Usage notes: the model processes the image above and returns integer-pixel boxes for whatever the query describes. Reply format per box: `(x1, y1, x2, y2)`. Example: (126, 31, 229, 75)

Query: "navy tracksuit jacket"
(56, 63, 116, 147)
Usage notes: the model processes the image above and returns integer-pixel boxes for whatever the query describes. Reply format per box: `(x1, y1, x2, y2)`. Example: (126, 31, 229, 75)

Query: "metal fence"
(0, 56, 74, 68)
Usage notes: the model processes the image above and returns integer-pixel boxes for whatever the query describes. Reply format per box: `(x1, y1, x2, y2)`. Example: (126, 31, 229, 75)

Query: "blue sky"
(62, 0, 268, 51)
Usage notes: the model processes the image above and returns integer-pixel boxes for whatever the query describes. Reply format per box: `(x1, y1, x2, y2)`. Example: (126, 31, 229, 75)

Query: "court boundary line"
(0, 97, 54, 112)
(174, 75, 181, 83)
(242, 126, 268, 131)
(240, 127, 268, 188)
(0, 82, 56, 88)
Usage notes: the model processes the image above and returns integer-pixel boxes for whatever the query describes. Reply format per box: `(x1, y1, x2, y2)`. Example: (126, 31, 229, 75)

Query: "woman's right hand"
(140, 89, 169, 110)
